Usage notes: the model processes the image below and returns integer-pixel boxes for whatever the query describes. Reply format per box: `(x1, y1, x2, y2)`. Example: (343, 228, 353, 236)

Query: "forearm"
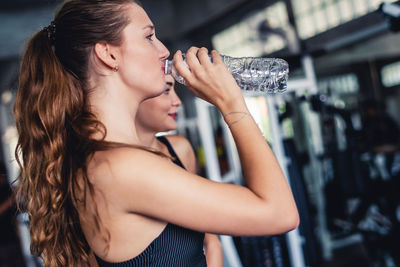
(204, 234, 223, 267)
(222, 105, 298, 224)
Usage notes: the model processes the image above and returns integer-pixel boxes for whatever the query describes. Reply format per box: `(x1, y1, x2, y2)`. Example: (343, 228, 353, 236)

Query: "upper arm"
(97, 148, 297, 236)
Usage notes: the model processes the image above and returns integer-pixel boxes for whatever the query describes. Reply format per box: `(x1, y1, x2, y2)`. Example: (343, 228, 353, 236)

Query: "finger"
(197, 47, 212, 66)
(185, 46, 201, 69)
(186, 46, 200, 56)
(173, 50, 193, 80)
(210, 50, 223, 64)
(173, 50, 185, 70)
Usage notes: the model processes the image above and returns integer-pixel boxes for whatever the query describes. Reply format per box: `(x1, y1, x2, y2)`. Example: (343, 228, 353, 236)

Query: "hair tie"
(44, 21, 56, 44)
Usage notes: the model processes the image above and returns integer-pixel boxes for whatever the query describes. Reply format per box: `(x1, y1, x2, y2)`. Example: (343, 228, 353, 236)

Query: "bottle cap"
(164, 60, 173, 75)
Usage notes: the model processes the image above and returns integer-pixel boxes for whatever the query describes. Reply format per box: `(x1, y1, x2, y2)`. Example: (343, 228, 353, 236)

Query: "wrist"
(223, 111, 251, 127)
(216, 94, 247, 116)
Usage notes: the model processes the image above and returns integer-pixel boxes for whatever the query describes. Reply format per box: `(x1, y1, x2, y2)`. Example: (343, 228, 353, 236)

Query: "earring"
(112, 66, 119, 72)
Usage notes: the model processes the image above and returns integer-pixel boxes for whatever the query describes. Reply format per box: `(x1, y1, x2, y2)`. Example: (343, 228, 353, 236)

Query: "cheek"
(161, 100, 173, 113)
(143, 101, 169, 119)
(155, 103, 170, 116)
(121, 63, 165, 98)
(122, 49, 152, 79)
(119, 45, 165, 97)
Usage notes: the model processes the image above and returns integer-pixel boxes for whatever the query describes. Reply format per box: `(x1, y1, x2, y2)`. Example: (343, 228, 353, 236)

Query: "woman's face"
(136, 75, 182, 133)
(116, 3, 170, 99)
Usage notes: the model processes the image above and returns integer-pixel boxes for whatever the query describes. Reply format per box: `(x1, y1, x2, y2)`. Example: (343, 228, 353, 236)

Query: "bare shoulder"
(164, 135, 196, 173)
(107, 146, 167, 165)
(92, 146, 165, 169)
(89, 147, 171, 189)
(165, 135, 194, 156)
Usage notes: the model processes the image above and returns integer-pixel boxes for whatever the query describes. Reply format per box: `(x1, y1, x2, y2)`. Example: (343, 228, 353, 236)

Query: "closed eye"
(146, 33, 154, 41)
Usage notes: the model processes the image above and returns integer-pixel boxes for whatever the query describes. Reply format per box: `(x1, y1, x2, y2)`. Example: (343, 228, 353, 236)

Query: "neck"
(136, 126, 160, 149)
(89, 79, 141, 145)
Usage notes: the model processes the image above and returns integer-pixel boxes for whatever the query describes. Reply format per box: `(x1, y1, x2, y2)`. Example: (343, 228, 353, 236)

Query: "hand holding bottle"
(168, 49, 289, 93)
(173, 47, 247, 114)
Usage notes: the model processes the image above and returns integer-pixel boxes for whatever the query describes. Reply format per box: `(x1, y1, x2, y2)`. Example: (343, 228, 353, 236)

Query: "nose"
(157, 39, 170, 60)
(171, 90, 181, 107)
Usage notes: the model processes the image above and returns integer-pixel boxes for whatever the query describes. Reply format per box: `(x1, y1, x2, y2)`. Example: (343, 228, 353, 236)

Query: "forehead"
(125, 3, 153, 30)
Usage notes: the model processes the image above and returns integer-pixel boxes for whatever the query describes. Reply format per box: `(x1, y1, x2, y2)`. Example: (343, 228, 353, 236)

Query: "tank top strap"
(157, 136, 185, 169)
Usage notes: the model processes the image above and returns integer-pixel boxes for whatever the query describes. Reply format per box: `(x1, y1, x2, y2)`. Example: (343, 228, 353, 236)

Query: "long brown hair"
(13, 0, 160, 266)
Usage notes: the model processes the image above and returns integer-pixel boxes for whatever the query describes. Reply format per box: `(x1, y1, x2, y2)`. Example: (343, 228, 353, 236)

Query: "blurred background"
(1, 0, 400, 266)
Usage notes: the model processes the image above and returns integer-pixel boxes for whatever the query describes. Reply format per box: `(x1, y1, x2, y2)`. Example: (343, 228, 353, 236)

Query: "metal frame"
(265, 94, 306, 267)
(195, 99, 243, 267)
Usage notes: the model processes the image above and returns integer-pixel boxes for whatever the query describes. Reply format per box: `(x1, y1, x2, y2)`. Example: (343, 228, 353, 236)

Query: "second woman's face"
(136, 75, 182, 133)
(116, 3, 170, 99)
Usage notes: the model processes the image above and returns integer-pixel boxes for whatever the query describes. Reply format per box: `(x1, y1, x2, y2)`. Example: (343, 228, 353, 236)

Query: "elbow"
(286, 211, 300, 231)
(279, 200, 300, 232)
(248, 208, 300, 236)
(257, 210, 300, 236)
(274, 213, 300, 234)
(273, 206, 300, 234)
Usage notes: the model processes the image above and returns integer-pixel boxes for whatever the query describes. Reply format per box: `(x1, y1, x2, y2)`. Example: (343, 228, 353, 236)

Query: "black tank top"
(95, 136, 206, 266)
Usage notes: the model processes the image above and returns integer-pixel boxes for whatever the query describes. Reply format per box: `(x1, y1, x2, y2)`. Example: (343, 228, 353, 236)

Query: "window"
(381, 61, 400, 87)
(318, 73, 359, 108)
(291, 0, 397, 39)
(318, 73, 359, 94)
(212, 1, 291, 56)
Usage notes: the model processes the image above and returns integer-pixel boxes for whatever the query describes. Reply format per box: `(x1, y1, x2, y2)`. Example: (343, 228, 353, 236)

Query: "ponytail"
(15, 29, 91, 266)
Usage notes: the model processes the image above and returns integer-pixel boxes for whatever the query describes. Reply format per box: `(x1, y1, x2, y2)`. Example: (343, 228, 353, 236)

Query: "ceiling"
(1, 0, 400, 91)
(0, 0, 254, 61)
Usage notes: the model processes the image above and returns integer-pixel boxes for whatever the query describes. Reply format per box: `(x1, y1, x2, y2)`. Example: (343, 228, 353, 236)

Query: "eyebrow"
(166, 82, 174, 86)
(143, 25, 154, 30)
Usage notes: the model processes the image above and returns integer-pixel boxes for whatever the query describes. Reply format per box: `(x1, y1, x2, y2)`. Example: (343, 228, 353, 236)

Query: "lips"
(168, 113, 178, 120)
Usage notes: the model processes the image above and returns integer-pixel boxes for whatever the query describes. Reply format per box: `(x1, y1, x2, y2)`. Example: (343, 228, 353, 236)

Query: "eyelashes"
(146, 33, 154, 41)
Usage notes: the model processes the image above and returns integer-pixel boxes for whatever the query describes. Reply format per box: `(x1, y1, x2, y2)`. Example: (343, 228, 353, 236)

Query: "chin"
(164, 124, 177, 132)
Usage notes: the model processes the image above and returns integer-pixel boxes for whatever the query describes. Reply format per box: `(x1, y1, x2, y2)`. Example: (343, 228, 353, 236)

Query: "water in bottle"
(164, 54, 289, 93)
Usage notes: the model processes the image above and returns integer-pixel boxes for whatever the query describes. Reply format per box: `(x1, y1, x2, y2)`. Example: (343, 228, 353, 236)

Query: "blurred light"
(381, 61, 400, 87)
(2, 126, 18, 145)
(334, 99, 346, 109)
(1, 91, 12, 104)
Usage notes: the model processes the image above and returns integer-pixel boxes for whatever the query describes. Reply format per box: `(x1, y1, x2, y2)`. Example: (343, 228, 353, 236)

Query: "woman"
(14, 0, 299, 266)
(136, 75, 223, 267)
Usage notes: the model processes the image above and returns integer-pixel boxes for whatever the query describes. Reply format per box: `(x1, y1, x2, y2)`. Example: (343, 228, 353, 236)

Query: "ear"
(94, 42, 118, 70)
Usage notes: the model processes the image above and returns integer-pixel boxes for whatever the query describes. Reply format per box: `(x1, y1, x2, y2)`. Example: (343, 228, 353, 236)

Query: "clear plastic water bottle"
(164, 54, 289, 93)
